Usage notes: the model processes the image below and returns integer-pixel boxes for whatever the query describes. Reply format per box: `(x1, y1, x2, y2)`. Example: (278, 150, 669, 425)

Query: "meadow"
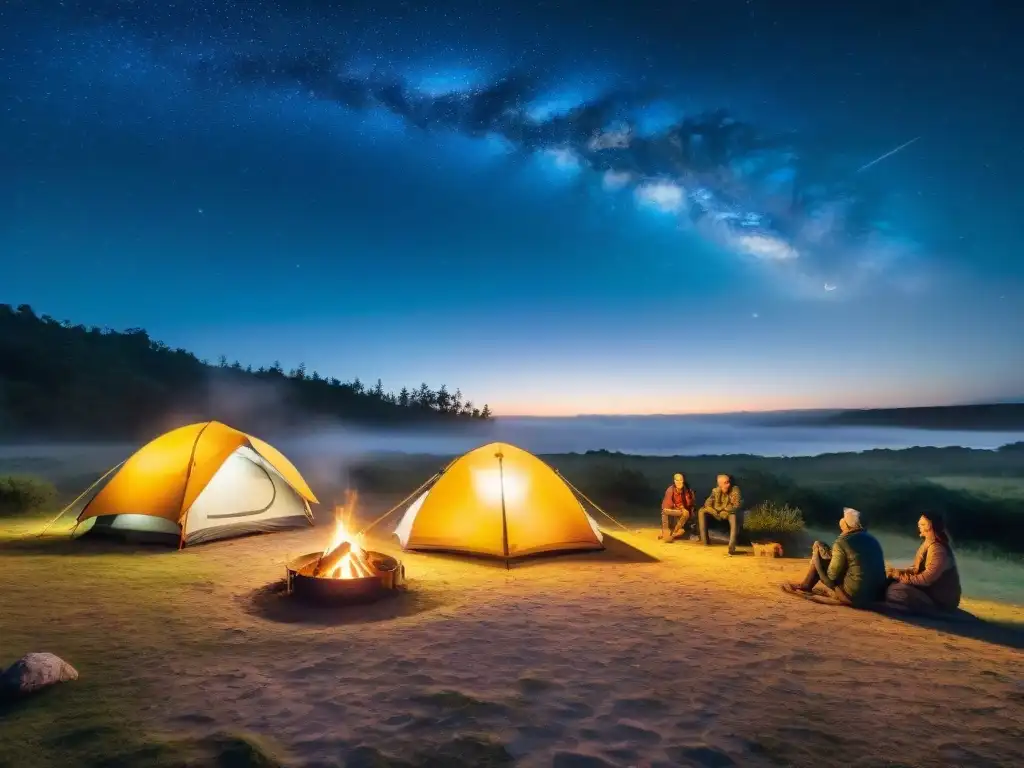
(2, 444, 1023, 767)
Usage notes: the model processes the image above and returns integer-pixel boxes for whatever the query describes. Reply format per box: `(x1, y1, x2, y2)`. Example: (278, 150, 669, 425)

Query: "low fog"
(3, 372, 1024, 499)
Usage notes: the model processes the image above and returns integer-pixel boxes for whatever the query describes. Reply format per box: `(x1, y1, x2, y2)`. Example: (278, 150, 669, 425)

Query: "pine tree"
(436, 384, 450, 412)
(480, 404, 492, 419)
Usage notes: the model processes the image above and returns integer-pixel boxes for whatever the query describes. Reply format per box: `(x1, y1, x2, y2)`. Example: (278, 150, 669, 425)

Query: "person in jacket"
(787, 507, 887, 608)
(885, 512, 962, 613)
(659, 473, 696, 541)
(697, 474, 743, 555)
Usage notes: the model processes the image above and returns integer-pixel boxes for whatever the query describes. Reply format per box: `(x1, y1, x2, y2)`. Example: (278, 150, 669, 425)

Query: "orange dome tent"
(393, 442, 604, 558)
(72, 421, 317, 547)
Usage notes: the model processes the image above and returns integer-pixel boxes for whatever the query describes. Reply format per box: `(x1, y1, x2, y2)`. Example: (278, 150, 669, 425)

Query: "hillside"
(817, 404, 1024, 430)
(0, 304, 491, 440)
(760, 403, 1024, 431)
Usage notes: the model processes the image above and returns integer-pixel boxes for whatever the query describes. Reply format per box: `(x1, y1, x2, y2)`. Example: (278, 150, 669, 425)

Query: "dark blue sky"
(3, 0, 1022, 415)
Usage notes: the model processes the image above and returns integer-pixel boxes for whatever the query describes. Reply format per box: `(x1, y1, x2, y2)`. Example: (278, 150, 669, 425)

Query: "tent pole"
(555, 469, 632, 532)
(497, 448, 510, 570)
(36, 459, 126, 538)
(177, 421, 212, 550)
(357, 470, 443, 537)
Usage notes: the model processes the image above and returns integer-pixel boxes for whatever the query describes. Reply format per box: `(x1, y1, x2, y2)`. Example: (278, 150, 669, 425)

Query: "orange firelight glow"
(320, 491, 368, 580)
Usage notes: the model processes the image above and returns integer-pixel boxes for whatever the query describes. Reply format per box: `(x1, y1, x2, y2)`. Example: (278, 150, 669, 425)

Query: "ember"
(285, 491, 406, 605)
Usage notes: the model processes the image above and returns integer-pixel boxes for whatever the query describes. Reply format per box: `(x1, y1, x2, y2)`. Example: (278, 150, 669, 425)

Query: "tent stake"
(36, 459, 125, 538)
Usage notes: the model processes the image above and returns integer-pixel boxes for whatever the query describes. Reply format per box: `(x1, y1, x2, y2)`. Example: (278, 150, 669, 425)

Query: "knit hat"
(843, 507, 862, 528)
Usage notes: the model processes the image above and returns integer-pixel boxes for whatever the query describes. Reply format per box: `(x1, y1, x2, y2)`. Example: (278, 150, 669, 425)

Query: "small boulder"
(0, 652, 79, 698)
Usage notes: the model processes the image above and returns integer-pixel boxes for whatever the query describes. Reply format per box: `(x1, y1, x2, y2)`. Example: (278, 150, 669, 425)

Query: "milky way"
(198, 46, 924, 297)
(11, 0, 927, 299)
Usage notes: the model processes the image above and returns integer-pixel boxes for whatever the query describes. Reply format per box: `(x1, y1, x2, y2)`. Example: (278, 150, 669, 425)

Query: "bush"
(0, 474, 57, 516)
(586, 465, 657, 507)
(744, 501, 806, 535)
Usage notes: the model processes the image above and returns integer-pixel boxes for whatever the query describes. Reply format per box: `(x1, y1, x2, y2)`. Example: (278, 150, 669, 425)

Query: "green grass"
(0, 517, 235, 768)
(0, 679, 289, 768)
(927, 475, 1024, 501)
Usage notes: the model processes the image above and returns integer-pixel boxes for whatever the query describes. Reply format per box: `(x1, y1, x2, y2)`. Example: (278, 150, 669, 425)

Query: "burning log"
(313, 541, 352, 578)
(349, 552, 374, 578)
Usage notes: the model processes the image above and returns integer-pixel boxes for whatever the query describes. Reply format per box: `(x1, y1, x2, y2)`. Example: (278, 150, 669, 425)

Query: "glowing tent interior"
(71, 421, 318, 547)
(393, 442, 604, 558)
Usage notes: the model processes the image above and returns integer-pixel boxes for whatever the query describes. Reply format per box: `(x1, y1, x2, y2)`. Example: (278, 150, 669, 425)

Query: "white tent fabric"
(393, 490, 429, 548)
(182, 446, 310, 544)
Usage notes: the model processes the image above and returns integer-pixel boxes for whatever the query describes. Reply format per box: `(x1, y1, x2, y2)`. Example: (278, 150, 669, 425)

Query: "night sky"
(3, 1, 1022, 415)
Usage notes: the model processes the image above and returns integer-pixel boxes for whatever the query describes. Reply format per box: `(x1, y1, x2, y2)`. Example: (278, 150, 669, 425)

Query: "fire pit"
(285, 495, 406, 606)
(286, 550, 405, 605)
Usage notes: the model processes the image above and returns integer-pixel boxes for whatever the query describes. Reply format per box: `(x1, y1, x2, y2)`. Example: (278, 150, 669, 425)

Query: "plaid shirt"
(701, 485, 742, 515)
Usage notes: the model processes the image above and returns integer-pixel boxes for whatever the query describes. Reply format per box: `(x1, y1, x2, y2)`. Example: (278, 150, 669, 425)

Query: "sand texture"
(3, 519, 1024, 768)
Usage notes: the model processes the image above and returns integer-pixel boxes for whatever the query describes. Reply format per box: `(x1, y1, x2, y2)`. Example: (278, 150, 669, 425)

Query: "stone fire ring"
(285, 551, 406, 606)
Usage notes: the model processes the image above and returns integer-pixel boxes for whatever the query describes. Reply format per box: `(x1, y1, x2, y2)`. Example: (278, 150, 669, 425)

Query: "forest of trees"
(0, 304, 492, 440)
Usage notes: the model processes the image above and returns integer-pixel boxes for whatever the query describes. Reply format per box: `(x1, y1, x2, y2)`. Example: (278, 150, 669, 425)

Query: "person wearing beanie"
(785, 506, 887, 607)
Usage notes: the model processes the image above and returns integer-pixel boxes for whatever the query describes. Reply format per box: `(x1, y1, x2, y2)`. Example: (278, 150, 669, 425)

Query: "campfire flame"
(313, 490, 373, 580)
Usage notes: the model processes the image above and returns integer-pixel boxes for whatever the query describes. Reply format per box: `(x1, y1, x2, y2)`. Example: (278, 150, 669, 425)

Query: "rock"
(0, 652, 79, 697)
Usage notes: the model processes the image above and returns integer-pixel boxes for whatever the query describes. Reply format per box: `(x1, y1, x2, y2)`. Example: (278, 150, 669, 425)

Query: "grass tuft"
(0, 475, 57, 517)
(743, 501, 806, 535)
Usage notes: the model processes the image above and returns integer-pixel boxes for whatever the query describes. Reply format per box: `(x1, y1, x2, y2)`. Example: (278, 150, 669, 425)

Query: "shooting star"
(855, 136, 921, 174)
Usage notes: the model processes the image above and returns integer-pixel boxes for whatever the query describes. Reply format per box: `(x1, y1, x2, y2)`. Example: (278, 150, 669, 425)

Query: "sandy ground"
(3, 519, 1024, 768)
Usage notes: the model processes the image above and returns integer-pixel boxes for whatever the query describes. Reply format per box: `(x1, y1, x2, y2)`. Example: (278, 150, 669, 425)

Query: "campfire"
(285, 491, 406, 605)
(301, 510, 375, 580)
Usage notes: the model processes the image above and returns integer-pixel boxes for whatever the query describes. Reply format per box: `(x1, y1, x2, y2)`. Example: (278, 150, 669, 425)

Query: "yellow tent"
(393, 442, 603, 558)
(74, 421, 318, 547)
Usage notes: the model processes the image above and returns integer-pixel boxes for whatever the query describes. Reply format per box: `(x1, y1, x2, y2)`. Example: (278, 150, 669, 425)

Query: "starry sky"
(3, 0, 1022, 416)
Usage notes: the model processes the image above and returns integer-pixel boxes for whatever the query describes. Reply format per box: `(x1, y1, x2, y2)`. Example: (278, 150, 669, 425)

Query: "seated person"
(786, 507, 886, 608)
(697, 474, 742, 555)
(659, 472, 696, 541)
(885, 512, 962, 613)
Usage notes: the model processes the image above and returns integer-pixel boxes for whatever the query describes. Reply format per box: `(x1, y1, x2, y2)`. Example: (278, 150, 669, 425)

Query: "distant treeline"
(777, 403, 1024, 431)
(0, 303, 492, 440)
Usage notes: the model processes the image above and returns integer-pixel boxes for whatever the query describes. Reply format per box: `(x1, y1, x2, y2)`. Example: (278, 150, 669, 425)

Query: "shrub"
(744, 501, 806, 535)
(587, 465, 657, 507)
(0, 474, 57, 516)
